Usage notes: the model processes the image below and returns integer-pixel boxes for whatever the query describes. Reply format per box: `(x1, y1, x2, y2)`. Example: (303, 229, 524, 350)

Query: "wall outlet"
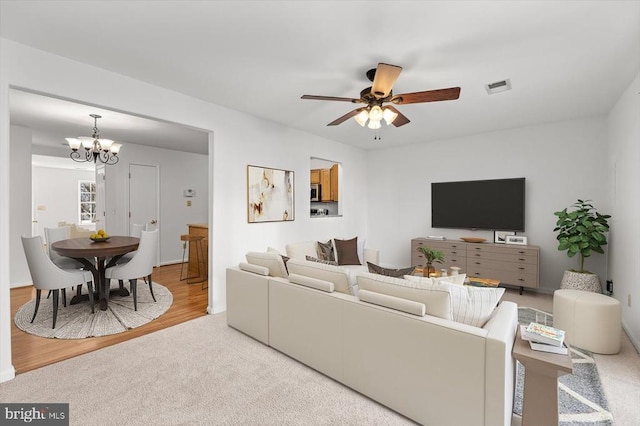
(186, 200, 192, 207)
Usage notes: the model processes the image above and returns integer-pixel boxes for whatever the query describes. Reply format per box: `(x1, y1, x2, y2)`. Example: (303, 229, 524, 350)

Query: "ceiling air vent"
(485, 79, 512, 95)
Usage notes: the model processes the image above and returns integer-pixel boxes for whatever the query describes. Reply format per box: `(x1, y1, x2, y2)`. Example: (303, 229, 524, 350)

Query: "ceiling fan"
(301, 63, 461, 129)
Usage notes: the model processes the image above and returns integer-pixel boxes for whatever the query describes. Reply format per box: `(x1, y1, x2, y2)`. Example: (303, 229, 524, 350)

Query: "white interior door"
(129, 163, 160, 264)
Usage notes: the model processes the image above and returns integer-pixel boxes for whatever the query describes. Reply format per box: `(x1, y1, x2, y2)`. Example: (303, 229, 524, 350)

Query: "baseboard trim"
(622, 320, 640, 354)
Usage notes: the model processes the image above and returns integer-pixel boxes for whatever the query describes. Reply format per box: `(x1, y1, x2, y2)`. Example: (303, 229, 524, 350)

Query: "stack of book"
(520, 322, 568, 355)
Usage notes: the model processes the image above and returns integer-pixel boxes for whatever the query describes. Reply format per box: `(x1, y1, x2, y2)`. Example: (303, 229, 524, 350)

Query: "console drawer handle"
(518, 267, 525, 270)
(475, 262, 481, 265)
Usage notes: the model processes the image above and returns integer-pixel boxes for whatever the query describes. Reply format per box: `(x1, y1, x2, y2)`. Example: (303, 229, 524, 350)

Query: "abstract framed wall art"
(247, 165, 294, 223)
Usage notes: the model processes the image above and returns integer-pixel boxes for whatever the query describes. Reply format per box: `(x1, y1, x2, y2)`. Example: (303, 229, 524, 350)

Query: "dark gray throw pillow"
(367, 262, 415, 278)
(306, 255, 338, 266)
(317, 240, 335, 261)
(334, 237, 361, 265)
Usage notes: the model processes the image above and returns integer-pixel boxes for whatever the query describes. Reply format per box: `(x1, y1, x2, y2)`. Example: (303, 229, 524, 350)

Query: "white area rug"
(14, 281, 172, 339)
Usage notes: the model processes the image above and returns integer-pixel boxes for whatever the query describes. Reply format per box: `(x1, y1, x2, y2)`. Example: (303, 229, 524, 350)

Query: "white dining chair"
(105, 229, 158, 311)
(21, 235, 95, 329)
(44, 226, 84, 270)
(116, 223, 146, 265)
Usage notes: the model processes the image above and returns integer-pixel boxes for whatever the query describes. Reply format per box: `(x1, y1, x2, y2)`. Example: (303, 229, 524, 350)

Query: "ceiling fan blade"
(384, 105, 411, 127)
(391, 87, 461, 105)
(371, 63, 403, 99)
(327, 108, 365, 126)
(301, 95, 361, 103)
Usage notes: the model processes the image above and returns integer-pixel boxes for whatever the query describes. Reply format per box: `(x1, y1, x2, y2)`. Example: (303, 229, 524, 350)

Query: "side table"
(512, 328, 573, 426)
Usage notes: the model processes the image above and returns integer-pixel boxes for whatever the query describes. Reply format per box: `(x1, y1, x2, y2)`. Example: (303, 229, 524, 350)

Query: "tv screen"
(431, 178, 525, 231)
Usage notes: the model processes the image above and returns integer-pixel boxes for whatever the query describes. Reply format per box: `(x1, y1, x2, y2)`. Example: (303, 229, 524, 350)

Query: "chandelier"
(65, 114, 122, 165)
(353, 105, 398, 130)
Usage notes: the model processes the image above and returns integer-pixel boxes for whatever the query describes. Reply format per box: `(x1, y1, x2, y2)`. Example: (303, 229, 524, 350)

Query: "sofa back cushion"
(245, 251, 288, 278)
(286, 258, 354, 295)
(356, 272, 452, 320)
(285, 241, 318, 259)
(368, 273, 505, 327)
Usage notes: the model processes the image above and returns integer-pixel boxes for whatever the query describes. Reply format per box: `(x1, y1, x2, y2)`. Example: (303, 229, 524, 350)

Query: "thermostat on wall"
(184, 189, 195, 197)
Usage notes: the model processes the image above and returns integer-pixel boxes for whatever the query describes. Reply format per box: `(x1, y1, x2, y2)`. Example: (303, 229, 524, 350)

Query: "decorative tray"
(461, 237, 486, 243)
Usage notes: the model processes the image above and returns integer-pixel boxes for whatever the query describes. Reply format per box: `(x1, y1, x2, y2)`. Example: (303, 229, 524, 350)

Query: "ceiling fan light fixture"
(367, 119, 382, 130)
(382, 107, 398, 125)
(368, 105, 383, 121)
(354, 110, 369, 127)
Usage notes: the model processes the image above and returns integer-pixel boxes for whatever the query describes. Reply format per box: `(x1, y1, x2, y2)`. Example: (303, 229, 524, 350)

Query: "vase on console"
(415, 246, 444, 278)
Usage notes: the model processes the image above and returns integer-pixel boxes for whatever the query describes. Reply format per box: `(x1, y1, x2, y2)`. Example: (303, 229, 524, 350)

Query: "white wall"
(0, 39, 370, 382)
(32, 165, 96, 235)
(366, 117, 610, 293)
(607, 71, 640, 349)
(9, 125, 32, 287)
(101, 142, 209, 265)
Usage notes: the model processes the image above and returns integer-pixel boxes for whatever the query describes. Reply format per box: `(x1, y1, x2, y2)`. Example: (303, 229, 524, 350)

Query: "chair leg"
(52, 289, 59, 329)
(180, 241, 188, 281)
(46, 289, 52, 299)
(87, 281, 95, 314)
(130, 279, 138, 311)
(62, 288, 67, 307)
(31, 289, 42, 323)
(148, 274, 156, 302)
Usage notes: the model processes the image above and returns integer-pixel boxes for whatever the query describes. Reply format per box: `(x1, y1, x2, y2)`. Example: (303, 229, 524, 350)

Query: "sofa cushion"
(285, 241, 318, 259)
(306, 255, 338, 266)
(367, 262, 415, 278)
(245, 251, 288, 278)
(317, 240, 335, 261)
(286, 258, 355, 295)
(238, 262, 269, 276)
(356, 272, 452, 320)
(288, 273, 334, 293)
(333, 237, 361, 265)
(358, 289, 426, 317)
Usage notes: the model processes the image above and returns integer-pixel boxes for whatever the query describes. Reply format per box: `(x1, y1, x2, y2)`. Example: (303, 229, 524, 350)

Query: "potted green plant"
(553, 199, 610, 292)
(416, 246, 445, 277)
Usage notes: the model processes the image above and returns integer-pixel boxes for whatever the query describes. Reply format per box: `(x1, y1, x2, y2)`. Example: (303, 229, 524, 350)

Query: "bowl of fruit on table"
(90, 229, 110, 242)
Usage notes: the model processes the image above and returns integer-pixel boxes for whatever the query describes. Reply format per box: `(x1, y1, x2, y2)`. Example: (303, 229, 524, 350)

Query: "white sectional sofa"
(226, 251, 518, 426)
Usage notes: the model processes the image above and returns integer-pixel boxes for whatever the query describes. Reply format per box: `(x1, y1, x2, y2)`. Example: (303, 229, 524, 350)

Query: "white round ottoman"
(553, 289, 621, 354)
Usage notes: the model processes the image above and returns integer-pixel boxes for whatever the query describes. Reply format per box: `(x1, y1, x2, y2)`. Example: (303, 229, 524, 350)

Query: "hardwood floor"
(10, 263, 208, 374)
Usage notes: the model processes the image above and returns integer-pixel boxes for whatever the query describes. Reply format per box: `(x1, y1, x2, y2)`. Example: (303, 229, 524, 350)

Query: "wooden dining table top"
(51, 236, 140, 258)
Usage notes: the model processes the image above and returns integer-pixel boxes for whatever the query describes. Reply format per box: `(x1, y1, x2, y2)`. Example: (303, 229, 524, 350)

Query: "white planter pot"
(560, 270, 602, 293)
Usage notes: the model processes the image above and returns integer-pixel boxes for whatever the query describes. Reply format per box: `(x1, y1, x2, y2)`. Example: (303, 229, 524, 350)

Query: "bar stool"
(180, 234, 206, 287)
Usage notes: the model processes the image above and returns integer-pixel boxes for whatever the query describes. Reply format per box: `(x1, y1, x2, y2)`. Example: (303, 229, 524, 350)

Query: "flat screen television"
(431, 177, 525, 231)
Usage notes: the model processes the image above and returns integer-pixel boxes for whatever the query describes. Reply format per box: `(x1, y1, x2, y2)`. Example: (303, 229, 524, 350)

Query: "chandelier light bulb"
(367, 119, 382, 130)
(369, 105, 383, 121)
(354, 109, 369, 127)
(382, 107, 398, 125)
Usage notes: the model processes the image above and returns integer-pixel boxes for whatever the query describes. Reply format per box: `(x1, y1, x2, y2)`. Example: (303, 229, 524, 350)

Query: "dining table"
(51, 236, 140, 311)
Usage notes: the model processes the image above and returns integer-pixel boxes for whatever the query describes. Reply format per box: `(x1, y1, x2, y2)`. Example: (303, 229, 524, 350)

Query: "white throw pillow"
(462, 286, 505, 327)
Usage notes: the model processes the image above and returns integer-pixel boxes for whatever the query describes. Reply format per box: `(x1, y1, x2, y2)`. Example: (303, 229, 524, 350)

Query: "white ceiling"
(2, 1, 639, 151)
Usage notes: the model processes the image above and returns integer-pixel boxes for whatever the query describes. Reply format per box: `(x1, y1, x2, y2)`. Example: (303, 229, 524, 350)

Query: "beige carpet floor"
(0, 313, 416, 425)
(2, 289, 638, 425)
